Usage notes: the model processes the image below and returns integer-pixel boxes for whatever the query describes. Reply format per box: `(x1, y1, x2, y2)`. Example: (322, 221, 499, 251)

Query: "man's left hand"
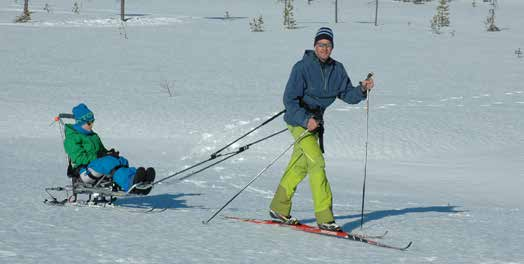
(361, 78, 374, 92)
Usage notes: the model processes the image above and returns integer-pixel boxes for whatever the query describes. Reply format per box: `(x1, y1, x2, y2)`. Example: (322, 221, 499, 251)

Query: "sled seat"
(56, 114, 88, 180)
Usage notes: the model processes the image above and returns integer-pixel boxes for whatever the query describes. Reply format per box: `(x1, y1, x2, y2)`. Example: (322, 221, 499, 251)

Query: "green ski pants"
(270, 125, 334, 224)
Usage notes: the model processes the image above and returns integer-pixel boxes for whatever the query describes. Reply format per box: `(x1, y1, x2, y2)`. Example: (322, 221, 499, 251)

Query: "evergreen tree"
(485, 0, 500, 31)
(430, 0, 450, 33)
(250, 15, 264, 32)
(436, 0, 450, 27)
(283, 0, 297, 29)
(43, 3, 51, 13)
(72, 2, 80, 14)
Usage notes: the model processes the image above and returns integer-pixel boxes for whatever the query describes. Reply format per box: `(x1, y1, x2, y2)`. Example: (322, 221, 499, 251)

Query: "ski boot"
(145, 167, 155, 183)
(318, 221, 342, 232)
(133, 167, 147, 184)
(140, 167, 155, 195)
(269, 209, 300, 225)
(130, 167, 147, 194)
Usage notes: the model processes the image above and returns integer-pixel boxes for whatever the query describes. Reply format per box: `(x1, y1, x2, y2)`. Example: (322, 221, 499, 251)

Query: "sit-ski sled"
(44, 113, 157, 211)
(44, 174, 154, 207)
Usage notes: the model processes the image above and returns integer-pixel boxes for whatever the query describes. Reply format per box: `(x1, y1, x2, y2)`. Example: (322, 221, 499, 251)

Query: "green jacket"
(63, 124, 107, 168)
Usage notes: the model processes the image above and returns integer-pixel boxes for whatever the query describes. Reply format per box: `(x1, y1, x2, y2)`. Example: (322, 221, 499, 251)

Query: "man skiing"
(269, 27, 374, 231)
(64, 103, 155, 194)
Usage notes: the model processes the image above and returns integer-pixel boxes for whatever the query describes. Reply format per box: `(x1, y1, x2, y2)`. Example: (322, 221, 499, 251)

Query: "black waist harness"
(299, 99, 325, 153)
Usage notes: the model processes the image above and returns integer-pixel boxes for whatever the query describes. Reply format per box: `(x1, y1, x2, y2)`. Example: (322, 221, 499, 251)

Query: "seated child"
(64, 103, 155, 195)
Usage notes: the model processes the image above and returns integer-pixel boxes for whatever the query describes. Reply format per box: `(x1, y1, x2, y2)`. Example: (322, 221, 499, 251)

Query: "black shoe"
(318, 221, 342, 232)
(269, 209, 300, 225)
(133, 167, 146, 184)
(145, 167, 156, 183)
(136, 167, 155, 195)
(141, 186, 153, 195)
(131, 167, 147, 194)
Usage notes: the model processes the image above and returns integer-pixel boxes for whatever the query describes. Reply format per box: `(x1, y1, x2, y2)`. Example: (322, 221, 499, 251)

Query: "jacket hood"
(64, 123, 76, 137)
(302, 49, 316, 60)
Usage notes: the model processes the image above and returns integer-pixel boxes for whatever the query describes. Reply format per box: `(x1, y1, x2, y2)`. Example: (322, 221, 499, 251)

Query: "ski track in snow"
(229, 183, 274, 199)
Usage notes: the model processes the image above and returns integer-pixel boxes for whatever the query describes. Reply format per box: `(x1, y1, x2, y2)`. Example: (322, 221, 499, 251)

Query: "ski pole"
(210, 109, 285, 158)
(151, 128, 288, 187)
(202, 130, 309, 224)
(360, 72, 373, 230)
(151, 111, 287, 186)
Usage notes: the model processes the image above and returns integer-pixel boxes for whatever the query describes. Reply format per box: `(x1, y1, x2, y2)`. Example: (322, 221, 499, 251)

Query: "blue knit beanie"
(314, 27, 334, 47)
(72, 103, 95, 125)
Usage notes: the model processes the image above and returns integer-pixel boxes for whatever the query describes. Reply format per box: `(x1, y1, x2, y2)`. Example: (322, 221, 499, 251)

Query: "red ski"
(225, 216, 412, 251)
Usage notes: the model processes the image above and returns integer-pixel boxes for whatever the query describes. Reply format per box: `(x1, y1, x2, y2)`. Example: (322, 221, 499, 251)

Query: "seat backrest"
(56, 113, 78, 178)
(67, 159, 81, 178)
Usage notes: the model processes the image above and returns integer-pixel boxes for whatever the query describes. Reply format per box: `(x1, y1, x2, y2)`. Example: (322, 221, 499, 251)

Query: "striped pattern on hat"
(72, 103, 95, 125)
(314, 27, 334, 47)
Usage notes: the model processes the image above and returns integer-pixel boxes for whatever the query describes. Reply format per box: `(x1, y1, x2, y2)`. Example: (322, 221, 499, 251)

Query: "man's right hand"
(307, 117, 319, 132)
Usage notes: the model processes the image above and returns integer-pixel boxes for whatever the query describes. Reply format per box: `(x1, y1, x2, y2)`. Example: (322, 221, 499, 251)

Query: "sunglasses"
(86, 121, 94, 125)
(316, 43, 333, 48)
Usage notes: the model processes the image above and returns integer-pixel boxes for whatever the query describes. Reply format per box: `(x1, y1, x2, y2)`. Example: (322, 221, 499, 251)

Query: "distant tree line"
(15, 0, 128, 22)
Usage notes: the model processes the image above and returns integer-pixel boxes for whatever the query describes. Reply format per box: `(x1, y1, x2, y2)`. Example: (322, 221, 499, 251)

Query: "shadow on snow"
(300, 205, 465, 232)
(113, 193, 203, 210)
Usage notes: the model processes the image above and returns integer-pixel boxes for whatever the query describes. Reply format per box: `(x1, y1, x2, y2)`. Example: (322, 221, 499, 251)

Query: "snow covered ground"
(1, 0, 523, 263)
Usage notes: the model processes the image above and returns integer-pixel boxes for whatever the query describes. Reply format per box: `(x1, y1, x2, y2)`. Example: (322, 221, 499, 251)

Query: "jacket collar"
(303, 50, 334, 66)
(72, 123, 94, 135)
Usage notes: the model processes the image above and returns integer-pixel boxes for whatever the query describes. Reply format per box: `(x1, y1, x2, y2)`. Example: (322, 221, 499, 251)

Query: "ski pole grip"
(58, 113, 75, 119)
(359, 72, 374, 86)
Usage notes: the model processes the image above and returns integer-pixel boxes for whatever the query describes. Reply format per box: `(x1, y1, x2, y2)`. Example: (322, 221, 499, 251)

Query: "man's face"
(314, 39, 333, 62)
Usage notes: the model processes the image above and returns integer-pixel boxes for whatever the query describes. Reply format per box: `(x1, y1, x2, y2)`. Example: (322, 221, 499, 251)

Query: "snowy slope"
(1, 0, 523, 263)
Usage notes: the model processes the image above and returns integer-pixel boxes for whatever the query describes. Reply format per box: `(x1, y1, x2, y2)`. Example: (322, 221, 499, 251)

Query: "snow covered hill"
(1, 0, 523, 263)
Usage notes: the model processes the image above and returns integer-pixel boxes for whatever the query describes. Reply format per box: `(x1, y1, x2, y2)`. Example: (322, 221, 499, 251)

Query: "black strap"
(85, 169, 101, 181)
(317, 124, 325, 153)
(299, 98, 325, 153)
(68, 159, 87, 178)
(108, 164, 127, 178)
(70, 161, 126, 181)
(67, 160, 75, 178)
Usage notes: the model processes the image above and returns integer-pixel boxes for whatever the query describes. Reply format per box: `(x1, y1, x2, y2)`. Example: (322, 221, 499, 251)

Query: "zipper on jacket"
(320, 63, 328, 91)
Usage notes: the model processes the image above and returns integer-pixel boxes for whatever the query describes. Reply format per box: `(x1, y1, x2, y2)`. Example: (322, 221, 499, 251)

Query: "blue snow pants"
(81, 156, 137, 191)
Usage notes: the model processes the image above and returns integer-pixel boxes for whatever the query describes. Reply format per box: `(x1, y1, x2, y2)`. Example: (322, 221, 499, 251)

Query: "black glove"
(96, 149, 106, 158)
(97, 148, 120, 158)
(106, 148, 120, 158)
